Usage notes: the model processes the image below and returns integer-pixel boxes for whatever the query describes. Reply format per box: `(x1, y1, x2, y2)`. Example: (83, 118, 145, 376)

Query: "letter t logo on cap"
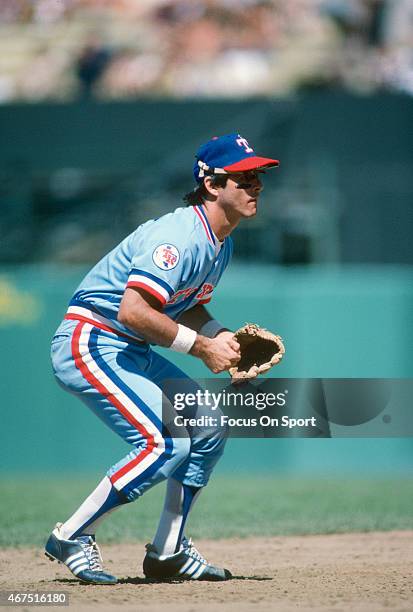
(236, 136, 254, 153)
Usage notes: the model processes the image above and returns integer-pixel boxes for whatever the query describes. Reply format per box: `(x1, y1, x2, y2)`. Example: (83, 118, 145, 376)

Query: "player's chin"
(244, 200, 258, 216)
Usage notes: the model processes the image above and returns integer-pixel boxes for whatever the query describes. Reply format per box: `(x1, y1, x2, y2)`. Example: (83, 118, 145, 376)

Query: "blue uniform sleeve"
(127, 218, 195, 306)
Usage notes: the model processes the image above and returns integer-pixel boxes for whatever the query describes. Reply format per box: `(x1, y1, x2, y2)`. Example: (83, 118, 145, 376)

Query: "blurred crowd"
(0, 0, 412, 101)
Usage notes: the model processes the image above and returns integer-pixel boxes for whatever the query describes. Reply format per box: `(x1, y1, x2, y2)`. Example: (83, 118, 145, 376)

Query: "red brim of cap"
(224, 156, 280, 172)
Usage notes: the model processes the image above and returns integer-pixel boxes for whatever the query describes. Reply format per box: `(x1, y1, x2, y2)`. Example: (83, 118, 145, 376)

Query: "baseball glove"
(229, 323, 285, 383)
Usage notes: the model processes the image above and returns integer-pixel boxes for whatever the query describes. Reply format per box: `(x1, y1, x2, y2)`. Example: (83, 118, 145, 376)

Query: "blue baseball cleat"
(143, 537, 232, 581)
(45, 523, 117, 585)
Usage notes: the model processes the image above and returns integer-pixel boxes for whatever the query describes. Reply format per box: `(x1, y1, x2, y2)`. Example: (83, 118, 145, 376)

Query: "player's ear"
(203, 176, 220, 197)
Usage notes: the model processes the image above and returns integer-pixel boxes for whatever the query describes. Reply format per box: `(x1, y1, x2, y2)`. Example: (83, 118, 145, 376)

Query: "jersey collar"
(193, 204, 225, 257)
(193, 204, 216, 246)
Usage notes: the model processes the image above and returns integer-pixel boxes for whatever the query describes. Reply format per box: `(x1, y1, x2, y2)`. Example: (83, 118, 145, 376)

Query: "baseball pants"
(51, 319, 227, 503)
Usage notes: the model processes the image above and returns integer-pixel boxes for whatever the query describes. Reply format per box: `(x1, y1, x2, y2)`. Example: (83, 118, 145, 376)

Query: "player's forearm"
(125, 306, 216, 357)
(118, 289, 230, 361)
(118, 287, 180, 347)
(118, 301, 179, 347)
(118, 289, 215, 350)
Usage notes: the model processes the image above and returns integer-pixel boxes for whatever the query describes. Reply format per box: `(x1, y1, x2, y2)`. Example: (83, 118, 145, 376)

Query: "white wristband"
(199, 319, 226, 339)
(170, 324, 197, 353)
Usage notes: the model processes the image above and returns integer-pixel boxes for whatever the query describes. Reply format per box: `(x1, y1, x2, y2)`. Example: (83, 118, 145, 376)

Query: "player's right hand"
(191, 334, 240, 373)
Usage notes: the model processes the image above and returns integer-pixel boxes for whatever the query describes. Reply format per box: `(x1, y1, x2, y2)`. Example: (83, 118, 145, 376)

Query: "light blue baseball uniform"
(51, 204, 232, 509)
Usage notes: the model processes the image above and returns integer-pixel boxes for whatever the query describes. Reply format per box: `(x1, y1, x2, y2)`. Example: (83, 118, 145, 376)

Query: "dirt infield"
(1, 532, 412, 611)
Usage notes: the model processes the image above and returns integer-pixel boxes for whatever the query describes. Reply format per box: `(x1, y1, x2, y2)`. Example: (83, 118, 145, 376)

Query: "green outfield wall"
(1, 264, 412, 476)
(1, 93, 412, 265)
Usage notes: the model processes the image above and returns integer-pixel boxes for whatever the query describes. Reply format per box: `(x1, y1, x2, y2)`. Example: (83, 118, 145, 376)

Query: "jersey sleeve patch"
(127, 269, 174, 305)
(129, 215, 195, 305)
(152, 244, 180, 271)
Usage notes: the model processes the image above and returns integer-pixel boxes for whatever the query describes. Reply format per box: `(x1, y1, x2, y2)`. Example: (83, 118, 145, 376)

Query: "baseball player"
(45, 133, 279, 584)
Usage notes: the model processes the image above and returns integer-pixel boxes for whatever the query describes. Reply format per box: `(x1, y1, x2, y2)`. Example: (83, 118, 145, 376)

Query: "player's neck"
(201, 201, 240, 241)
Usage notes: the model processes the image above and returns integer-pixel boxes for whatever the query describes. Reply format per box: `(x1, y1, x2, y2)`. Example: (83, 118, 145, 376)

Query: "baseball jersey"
(65, 204, 233, 342)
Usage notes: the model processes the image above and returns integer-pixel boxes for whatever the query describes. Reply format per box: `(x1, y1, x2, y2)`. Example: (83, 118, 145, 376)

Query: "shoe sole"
(144, 573, 231, 582)
(144, 574, 194, 583)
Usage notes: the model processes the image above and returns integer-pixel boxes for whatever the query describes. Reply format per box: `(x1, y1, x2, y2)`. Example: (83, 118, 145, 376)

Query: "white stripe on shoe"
(66, 551, 85, 566)
(186, 560, 202, 577)
(69, 557, 88, 571)
(191, 563, 206, 579)
(72, 564, 90, 576)
(178, 557, 196, 574)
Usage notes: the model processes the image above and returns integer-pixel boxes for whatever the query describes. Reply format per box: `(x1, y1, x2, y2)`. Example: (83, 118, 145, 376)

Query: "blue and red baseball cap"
(193, 133, 279, 183)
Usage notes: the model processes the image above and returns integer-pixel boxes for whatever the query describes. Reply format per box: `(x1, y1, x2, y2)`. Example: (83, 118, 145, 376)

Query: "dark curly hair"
(183, 174, 229, 206)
